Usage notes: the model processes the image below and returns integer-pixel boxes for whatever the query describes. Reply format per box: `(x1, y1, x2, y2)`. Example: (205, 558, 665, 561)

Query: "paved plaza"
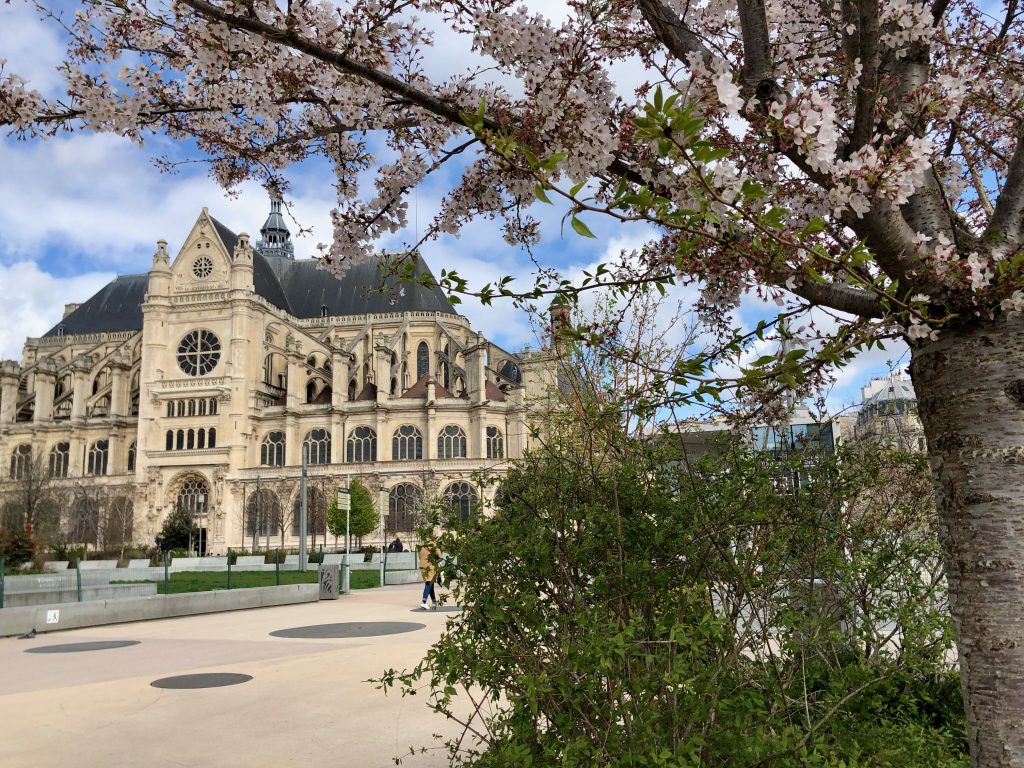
(0, 584, 462, 767)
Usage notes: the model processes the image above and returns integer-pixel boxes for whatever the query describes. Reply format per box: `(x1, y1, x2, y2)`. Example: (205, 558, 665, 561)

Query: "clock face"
(177, 330, 221, 376)
(192, 255, 214, 280)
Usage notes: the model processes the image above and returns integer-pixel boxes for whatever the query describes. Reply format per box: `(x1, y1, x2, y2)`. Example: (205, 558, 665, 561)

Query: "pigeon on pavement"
(17, 628, 36, 639)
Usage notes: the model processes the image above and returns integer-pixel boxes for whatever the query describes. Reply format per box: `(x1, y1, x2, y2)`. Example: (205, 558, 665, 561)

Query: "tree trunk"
(911, 314, 1024, 766)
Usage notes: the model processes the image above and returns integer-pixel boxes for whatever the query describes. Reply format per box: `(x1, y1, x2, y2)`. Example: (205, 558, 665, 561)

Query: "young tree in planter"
(155, 505, 195, 553)
(6, 0, 1024, 758)
(348, 479, 380, 549)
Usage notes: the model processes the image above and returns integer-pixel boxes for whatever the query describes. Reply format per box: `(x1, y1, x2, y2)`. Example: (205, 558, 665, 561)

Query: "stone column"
(285, 415, 300, 466)
(70, 356, 92, 421)
(471, 406, 486, 460)
(375, 336, 391, 403)
(425, 379, 437, 461)
(33, 359, 58, 423)
(332, 346, 349, 406)
(0, 361, 21, 424)
(286, 350, 304, 410)
(108, 350, 131, 419)
(465, 333, 488, 404)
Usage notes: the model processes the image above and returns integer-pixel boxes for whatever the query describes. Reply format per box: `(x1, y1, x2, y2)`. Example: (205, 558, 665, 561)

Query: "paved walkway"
(0, 584, 461, 767)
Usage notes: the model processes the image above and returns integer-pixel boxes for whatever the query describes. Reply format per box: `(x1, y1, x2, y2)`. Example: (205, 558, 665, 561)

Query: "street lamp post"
(379, 484, 387, 589)
(337, 482, 351, 593)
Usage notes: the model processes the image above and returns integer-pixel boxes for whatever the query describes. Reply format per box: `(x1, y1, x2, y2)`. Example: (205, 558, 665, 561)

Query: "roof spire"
(257, 185, 294, 260)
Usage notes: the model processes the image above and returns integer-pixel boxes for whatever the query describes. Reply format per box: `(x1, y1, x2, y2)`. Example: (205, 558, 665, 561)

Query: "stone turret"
(231, 232, 255, 291)
(148, 239, 172, 297)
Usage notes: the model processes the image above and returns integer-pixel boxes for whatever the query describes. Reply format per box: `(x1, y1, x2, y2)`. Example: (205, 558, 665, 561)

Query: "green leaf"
(534, 184, 553, 205)
(571, 217, 597, 239)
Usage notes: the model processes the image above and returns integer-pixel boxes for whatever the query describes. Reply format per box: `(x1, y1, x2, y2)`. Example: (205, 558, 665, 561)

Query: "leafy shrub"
(377, 426, 965, 767)
(0, 525, 36, 569)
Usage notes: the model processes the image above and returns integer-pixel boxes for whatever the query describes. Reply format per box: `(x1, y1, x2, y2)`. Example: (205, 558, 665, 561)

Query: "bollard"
(342, 560, 350, 595)
(163, 551, 170, 595)
(0, 558, 5, 609)
(274, 548, 280, 586)
(75, 557, 82, 602)
(227, 547, 232, 590)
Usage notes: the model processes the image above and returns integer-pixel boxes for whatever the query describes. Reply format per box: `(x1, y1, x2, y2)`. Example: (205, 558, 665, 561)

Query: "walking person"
(419, 539, 440, 610)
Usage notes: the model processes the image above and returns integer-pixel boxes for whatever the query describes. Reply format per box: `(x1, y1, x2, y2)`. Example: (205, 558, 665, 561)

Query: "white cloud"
(0, 2, 66, 95)
(0, 133, 339, 268)
(0, 261, 114, 359)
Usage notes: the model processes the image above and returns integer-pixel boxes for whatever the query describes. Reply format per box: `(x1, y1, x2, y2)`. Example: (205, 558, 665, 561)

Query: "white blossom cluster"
(0, 0, 1021, 350)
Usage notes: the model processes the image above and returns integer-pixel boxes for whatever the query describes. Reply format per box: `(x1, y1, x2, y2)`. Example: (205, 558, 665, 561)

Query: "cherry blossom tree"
(2, 0, 1024, 762)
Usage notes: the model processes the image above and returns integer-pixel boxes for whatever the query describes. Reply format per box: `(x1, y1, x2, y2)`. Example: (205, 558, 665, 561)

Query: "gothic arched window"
(9, 443, 31, 480)
(443, 481, 478, 522)
(438, 425, 467, 459)
(261, 431, 285, 466)
(86, 440, 109, 476)
(346, 426, 377, 463)
(177, 476, 210, 516)
(486, 426, 504, 459)
(49, 442, 70, 478)
(303, 429, 331, 465)
(392, 425, 423, 461)
(291, 486, 328, 535)
(245, 488, 281, 538)
(388, 484, 423, 531)
(416, 342, 429, 380)
(127, 441, 137, 472)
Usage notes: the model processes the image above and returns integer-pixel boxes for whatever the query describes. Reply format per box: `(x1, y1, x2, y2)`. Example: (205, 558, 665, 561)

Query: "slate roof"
(43, 274, 147, 337)
(266, 256, 457, 318)
(45, 217, 456, 337)
(863, 378, 917, 405)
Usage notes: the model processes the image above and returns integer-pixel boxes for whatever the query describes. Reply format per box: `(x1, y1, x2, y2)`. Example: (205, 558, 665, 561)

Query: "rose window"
(192, 256, 213, 280)
(177, 330, 221, 376)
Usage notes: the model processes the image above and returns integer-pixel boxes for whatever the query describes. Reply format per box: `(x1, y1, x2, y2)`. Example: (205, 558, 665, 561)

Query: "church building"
(0, 197, 550, 553)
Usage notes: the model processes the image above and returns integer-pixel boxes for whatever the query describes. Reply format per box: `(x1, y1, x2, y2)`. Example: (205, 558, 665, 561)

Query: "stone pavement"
(0, 584, 462, 768)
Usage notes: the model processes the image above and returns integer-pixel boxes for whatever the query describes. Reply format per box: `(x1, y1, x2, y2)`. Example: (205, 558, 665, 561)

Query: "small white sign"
(46, 610, 59, 625)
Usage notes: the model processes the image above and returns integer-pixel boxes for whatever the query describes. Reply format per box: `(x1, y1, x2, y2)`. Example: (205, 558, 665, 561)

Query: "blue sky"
(0, 0, 908, 416)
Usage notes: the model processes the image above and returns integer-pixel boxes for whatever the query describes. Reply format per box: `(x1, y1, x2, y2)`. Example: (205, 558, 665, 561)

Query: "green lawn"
(117, 569, 381, 594)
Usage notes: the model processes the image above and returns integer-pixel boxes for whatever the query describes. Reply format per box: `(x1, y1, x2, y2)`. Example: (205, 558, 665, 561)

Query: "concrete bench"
(170, 557, 228, 570)
(127, 559, 152, 568)
(384, 553, 416, 570)
(234, 556, 267, 566)
(78, 560, 118, 570)
(42, 561, 70, 572)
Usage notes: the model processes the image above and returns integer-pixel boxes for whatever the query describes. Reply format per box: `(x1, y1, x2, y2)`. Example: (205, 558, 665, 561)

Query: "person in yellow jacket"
(418, 540, 441, 610)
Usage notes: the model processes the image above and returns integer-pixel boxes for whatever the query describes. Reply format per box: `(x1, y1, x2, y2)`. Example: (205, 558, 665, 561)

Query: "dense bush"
(377, 423, 965, 767)
(0, 525, 36, 569)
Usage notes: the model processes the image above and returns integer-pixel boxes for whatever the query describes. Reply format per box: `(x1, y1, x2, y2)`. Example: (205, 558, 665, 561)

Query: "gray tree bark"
(911, 315, 1024, 765)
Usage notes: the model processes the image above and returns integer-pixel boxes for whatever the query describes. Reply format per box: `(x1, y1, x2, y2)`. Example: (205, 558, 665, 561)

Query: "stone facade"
(0, 201, 553, 552)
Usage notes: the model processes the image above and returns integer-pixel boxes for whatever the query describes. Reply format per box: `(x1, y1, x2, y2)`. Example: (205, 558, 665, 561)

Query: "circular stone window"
(192, 255, 213, 281)
(177, 330, 221, 377)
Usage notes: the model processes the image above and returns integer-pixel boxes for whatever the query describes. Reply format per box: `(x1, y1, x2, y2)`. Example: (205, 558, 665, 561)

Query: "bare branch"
(636, 0, 715, 65)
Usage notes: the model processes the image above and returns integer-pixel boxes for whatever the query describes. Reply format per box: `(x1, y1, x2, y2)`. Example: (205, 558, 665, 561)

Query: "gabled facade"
(0, 198, 551, 553)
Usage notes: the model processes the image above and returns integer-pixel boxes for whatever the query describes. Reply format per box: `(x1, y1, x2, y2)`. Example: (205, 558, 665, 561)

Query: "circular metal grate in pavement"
(26, 640, 140, 654)
(151, 673, 253, 689)
(269, 621, 425, 639)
